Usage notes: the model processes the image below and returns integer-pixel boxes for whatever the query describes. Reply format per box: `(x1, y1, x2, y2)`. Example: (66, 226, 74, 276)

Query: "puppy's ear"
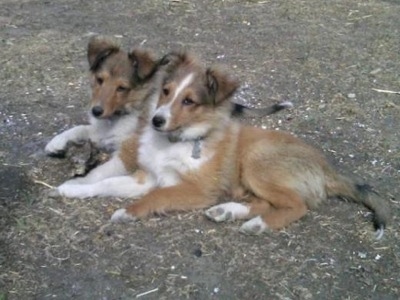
(157, 51, 189, 72)
(158, 51, 185, 65)
(206, 67, 239, 105)
(87, 36, 120, 72)
(129, 48, 158, 81)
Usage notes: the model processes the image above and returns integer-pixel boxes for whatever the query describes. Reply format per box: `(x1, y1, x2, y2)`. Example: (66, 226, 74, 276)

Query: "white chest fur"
(138, 125, 212, 187)
(89, 113, 139, 151)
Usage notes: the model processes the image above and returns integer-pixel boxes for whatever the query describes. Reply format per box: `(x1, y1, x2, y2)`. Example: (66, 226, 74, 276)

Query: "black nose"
(92, 106, 104, 117)
(152, 115, 166, 128)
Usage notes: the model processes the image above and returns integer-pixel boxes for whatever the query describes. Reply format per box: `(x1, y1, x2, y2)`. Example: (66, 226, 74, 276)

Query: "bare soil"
(1, 0, 399, 299)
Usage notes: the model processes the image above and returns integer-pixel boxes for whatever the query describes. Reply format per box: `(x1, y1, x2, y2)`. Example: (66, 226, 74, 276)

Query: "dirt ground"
(1, 0, 399, 299)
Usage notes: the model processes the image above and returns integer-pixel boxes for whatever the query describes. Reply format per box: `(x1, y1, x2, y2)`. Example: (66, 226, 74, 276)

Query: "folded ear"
(87, 36, 120, 72)
(158, 51, 189, 66)
(157, 51, 191, 72)
(206, 67, 240, 105)
(129, 48, 158, 81)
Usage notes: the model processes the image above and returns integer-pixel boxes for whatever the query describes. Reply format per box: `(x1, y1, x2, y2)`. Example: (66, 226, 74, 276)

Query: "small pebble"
(347, 93, 356, 99)
(358, 252, 367, 259)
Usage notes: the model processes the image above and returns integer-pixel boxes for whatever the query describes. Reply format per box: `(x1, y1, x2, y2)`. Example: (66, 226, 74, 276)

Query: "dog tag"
(192, 139, 202, 159)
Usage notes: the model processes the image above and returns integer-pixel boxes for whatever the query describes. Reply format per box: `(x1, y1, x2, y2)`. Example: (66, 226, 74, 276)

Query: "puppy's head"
(87, 36, 158, 119)
(151, 51, 239, 140)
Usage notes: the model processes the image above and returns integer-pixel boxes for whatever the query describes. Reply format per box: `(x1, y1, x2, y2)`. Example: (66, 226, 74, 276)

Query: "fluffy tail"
(231, 101, 293, 117)
(326, 174, 391, 239)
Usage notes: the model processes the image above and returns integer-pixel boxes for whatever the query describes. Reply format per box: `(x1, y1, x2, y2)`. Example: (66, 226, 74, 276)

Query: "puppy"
(47, 40, 289, 198)
(45, 36, 160, 197)
(46, 36, 158, 156)
(111, 51, 390, 239)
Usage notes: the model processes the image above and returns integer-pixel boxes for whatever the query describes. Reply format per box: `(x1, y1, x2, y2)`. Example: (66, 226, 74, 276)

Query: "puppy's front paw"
(205, 202, 250, 222)
(239, 216, 268, 235)
(57, 183, 95, 199)
(111, 209, 137, 223)
(45, 135, 68, 157)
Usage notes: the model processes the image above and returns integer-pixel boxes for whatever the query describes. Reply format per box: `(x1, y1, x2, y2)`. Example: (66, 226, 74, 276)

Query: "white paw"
(45, 134, 68, 156)
(111, 209, 137, 223)
(375, 226, 385, 240)
(239, 216, 268, 235)
(62, 177, 87, 185)
(57, 183, 95, 199)
(205, 202, 250, 222)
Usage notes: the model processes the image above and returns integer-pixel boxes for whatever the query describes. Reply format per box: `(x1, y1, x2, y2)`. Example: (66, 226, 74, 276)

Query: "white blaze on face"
(172, 73, 194, 102)
(153, 73, 194, 128)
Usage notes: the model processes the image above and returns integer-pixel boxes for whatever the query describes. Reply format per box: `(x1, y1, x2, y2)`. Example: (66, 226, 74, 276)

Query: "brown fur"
(87, 36, 158, 119)
(120, 51, 390, 233)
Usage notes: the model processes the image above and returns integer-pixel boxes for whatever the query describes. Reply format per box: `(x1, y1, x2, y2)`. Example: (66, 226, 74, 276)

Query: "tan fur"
(86, 36, 161, 171)
(120, 52, 390, 232)
(118, 134, 139, 171)
(125, 123, 239, 217)
(87, 36, 157, 120)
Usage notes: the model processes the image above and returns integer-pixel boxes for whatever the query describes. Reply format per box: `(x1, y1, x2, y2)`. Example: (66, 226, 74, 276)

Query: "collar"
(167, 135, 205, 159)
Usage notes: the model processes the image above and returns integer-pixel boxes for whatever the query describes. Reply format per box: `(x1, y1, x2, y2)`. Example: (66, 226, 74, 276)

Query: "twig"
(372, 88, 400, 95)
(33, 180, 55, 189)
(136, 287, 159, 298)
(47, 207, 64, 216)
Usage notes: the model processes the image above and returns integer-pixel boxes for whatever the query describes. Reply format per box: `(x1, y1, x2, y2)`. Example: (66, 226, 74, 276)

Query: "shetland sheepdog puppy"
(45, 36, 160, 197)
(47, 39, 289, 198)
(46, 36, 158, 157)
(111, 51, 389, 239)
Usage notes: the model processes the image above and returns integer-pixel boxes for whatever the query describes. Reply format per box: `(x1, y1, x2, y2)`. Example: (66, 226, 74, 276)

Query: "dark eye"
(162, 87, 169, 96)
(117, 86, 129, 92)
(96, 77, 104, 85)
(182, 98, 194, 106)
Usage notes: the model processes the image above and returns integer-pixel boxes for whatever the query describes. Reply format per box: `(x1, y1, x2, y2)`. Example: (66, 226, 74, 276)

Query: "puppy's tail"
(326, 174, 391, 239)
(231, 101, 293, 117)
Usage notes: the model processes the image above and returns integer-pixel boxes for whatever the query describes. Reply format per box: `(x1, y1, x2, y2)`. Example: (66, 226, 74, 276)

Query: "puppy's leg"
(205, 197, 271, 222)
(61, 155, 128, 185)
(239, 184, 307, 235)
(205, 202, 251, 222)
(45, 125, 91, 156)
(111, 182, 214, 222)
(55, 171, 155, 199)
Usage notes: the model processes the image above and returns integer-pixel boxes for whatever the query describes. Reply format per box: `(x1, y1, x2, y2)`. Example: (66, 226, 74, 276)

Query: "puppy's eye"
(162, 87, 169, 96)
(117, 86, 129, 92)
(182, 98, 194, 106)
(96, 77, 104, 85)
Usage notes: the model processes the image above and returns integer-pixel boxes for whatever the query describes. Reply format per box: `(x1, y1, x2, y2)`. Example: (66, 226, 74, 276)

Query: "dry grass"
(1, 0, 399, 299)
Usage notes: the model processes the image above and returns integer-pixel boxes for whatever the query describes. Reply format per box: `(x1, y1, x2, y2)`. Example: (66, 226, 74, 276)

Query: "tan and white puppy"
(46, 36, 160, 198)
(111, 52, 390, 238)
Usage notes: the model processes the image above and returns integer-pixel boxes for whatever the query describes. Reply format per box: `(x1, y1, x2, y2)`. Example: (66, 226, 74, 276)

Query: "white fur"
(111, 209, 137, 223)
(279, 101, 294, 109)
(172, 73, 194, 102)
(239, 216, 268, 235)
(138, 124, 212, 187)
(46, 106, 144, 199)
(45, 112, 139, 155)
(86, 113, 140, 151)
(56, 174, 156, 199)
(205, 202, 250, 222)
(180, 122, 213, 141)
(45, 125, 90, 154)
(375, 227, 384, 240)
